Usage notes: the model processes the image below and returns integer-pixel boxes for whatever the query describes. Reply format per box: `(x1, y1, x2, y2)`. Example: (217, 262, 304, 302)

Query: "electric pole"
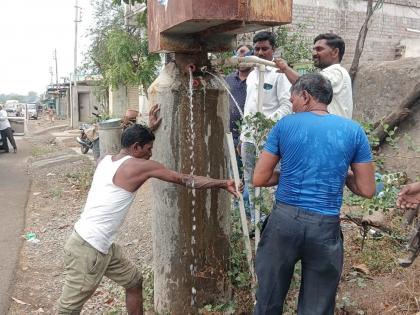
(49, 66, 53, 85)
(54, 49, 58, 87)
(72, 0, 82, 128)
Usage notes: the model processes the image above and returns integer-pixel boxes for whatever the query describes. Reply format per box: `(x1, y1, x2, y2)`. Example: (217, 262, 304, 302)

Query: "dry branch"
(349, 0, 384, 82)
(371, 82, 420, 149)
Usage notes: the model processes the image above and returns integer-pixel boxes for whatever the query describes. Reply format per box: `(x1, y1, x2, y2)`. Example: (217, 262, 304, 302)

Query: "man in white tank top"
(58, 119, 238, 314)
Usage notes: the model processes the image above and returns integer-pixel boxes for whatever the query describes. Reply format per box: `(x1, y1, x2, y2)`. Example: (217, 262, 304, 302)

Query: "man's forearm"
(346, 172, 363, 196)
(258, 171, 279, 187)
(283, 67, 300, 85)
(181, 174, 227, 189)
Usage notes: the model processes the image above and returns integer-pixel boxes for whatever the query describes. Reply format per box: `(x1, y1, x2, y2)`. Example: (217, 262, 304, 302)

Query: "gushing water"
(188, 68, 197, 306)
(202, 70, 244, 118)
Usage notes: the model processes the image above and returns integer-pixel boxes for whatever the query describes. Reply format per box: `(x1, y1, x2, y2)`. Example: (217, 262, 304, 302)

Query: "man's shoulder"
(225, 71, 239, 80)
(328, 114, 363, 131)
(322, 63, 349, 75)
(120, 157, 161, 171)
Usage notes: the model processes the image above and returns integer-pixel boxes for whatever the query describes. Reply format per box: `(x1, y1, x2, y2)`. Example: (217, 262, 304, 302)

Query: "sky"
(0, 1, 93, 96)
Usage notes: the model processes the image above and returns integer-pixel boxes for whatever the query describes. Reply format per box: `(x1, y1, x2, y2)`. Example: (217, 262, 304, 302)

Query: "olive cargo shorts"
(57, 231, 142, 314)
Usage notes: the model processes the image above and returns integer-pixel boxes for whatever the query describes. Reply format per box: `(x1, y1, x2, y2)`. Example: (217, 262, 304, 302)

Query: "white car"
(26, 103, 38, 120)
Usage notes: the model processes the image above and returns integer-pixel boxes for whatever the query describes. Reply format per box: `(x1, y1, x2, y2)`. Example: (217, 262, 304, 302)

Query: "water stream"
(203, 70, 244, 118)
(188, 69, 197, 306)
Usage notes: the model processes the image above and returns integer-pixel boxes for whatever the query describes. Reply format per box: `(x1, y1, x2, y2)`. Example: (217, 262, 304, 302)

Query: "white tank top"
(75, 155, 136, 254)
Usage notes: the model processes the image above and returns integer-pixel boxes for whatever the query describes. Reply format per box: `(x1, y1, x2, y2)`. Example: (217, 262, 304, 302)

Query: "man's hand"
(225, 179, 240, 198)
(274, 58, 289, 73)
(273, 58, 299, 85)
(396, 182, 420, 209)
(148, 104, 162, 131)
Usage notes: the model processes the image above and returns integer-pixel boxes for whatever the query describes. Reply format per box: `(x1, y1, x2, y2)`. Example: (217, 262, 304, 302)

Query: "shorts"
(57, 231, 142, 314)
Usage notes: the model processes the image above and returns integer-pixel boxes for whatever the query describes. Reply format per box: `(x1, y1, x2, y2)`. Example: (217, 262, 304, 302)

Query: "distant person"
(225, 44, 253, 149)
(225, 44, 253, 214)
(275, 33, 353, 118)
(240, 31, 292, 223)
(15, 104, 23, 117)
(58, 114, 239, 314)
(252, 73, 375, 314)
(0, 105, 17, 153)
(47, 106, 55, 123)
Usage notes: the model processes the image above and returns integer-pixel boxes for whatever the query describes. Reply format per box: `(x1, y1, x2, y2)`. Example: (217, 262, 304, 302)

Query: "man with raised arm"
(275, 33, 353, 119)
(252, 73, 375, 315)
(58, 110, 238, 315)
(240, 31, 292, 224)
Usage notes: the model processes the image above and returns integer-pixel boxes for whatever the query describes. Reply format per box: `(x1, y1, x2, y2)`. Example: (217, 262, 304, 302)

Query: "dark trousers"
(1, 127, 17, 152)
(254, 202, 343, 315)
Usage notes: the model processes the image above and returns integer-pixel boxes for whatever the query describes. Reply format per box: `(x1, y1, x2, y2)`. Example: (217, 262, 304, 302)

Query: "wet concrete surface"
(0, 137, 31, 315)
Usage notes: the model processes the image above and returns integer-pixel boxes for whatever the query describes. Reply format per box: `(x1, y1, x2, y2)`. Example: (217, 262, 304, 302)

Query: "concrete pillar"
(148, 54, 231, 314)
(71, 89, 79, 129)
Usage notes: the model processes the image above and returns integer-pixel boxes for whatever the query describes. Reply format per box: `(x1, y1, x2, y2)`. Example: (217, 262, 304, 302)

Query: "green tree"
(82, 0, 160, 96)
(274, 24, 312, 66)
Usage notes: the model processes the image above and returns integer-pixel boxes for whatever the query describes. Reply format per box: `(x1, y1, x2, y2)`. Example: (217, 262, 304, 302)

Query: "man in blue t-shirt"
(252, 73, 375, 315)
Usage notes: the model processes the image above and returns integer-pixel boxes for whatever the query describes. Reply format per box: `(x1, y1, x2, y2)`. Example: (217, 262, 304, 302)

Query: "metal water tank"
(147, 0, 293, 53)
(98, 118, 122, 157)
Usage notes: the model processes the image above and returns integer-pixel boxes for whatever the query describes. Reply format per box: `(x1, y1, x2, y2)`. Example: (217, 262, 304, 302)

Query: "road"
(0, 137, 31, 315)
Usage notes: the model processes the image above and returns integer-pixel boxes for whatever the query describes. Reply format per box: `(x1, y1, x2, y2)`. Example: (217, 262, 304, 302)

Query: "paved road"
(0, 137, 31, 315)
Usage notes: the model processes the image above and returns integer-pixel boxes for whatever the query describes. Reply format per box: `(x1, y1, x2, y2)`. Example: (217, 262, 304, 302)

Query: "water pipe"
(186, 63, 197, 73)
(229, 55, 276, 68)
(192, 79, 200, 89)
(226, 132, 256, 288)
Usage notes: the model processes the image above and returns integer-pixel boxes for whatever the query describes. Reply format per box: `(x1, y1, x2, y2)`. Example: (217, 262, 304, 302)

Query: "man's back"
(265, 112, 371, 215)
(0, 109, 11, 130)
(75, 155, 136, 254)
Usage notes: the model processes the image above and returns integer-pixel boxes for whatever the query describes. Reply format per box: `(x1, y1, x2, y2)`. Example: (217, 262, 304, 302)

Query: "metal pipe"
(230, 56, 276, 68)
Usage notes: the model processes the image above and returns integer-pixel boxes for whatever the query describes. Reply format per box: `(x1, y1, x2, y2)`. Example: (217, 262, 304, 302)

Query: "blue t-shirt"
(264, 112, 372, 215)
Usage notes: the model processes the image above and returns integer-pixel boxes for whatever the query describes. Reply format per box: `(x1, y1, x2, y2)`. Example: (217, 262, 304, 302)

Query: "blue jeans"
(241, 142, 256, 222)
(254, 202, 343, 315)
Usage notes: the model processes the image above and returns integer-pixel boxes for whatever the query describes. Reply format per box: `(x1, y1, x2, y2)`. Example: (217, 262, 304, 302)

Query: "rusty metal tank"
(147, 0, 293, 53)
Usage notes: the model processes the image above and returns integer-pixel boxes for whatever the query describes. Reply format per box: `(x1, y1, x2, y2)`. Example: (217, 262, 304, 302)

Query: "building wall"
(109, 86, 140, 118)
(293, 0, 420, 65)
(239, 0, 420, 65)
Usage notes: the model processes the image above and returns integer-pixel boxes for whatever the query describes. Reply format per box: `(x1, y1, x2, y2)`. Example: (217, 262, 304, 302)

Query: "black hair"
(291, 73, 333, 105)
(253, 31, 276, 49)
(314, 33, 345, 62)
(236, 44, 253, 52)
(121, 123, 155, 148)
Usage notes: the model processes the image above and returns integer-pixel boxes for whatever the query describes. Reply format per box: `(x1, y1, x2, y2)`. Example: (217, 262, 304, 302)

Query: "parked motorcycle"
(76, 107, 103, 155)
(76, 123, 97, 154)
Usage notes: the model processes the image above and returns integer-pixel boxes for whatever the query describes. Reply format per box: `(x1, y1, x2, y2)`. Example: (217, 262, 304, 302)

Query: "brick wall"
(239, 0, 420, 66)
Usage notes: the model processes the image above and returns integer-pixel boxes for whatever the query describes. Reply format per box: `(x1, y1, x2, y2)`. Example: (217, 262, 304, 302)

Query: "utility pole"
(71, 0, 82, 128)
(49, 66, 54, 85)
(53, 49, 59, 117)
(54, 49, 58, 87)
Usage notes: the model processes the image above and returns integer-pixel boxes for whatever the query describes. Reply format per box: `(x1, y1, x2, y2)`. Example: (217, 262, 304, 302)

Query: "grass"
(64, 167, 95, 191)
(49, 187, 63, 199)
(31, 144, 57, 157)
(142, 265, 154, 311)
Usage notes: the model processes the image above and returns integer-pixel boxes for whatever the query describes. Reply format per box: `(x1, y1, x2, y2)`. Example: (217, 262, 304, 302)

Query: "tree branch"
(371, 82, 420, 149)
(349, 0, 384, 82)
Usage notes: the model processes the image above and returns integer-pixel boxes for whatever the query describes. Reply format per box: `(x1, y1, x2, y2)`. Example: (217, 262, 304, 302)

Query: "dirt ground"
(7, 117, 419, 315)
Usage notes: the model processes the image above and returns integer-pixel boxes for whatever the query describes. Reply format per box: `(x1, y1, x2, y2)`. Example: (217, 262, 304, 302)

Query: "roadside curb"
(32, 124, 70, 136)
